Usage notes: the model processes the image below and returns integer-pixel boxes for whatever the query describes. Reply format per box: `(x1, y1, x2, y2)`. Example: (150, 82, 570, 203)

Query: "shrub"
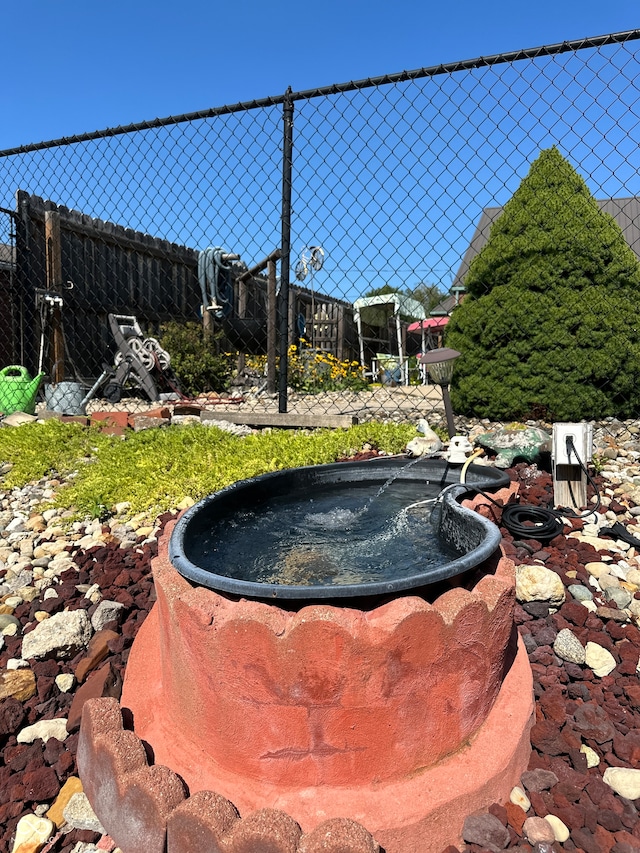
(445, 146, 640, 421)
(158, 322, 232, 397)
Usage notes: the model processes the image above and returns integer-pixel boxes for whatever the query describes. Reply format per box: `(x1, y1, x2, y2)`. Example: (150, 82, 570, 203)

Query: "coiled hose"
(458, 441, 599, 542)
(499, 504, 564, 541)
(198, 247, 234, 318)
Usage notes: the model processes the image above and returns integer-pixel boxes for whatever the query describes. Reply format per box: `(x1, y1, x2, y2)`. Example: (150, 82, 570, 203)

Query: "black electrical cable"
(466, 433, 602, 542)
(564, 434, 601, 516)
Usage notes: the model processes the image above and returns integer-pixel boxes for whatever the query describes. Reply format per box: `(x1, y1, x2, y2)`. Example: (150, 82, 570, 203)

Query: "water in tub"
(186, 472, 460, 587)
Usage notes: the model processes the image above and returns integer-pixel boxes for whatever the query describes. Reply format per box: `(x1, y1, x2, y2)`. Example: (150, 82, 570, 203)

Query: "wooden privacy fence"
(15, 191, 201, 380)
(0, 213, 16, 368)
(12, 191, 358, 385)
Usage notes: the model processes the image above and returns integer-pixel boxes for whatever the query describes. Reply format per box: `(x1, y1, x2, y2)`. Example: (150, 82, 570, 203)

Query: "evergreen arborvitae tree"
(445, 146, 640, 421)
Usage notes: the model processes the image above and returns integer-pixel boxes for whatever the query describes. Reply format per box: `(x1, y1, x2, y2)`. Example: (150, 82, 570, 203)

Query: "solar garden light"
(419, 348, 461, 439)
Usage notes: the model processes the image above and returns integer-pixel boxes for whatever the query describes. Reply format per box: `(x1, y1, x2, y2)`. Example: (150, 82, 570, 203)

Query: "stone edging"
(77, 697, 380, 853)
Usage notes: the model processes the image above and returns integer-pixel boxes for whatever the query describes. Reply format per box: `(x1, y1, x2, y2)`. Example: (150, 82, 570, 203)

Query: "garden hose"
(197, 247, 236, 318)
(499, 503, 564, 541)
(459, 447, 485, 484)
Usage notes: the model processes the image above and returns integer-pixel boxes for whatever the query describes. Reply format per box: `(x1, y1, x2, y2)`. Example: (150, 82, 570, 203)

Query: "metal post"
(267, 258, 277, 393)
(16, 191, 39, 372)
(395, 310, 403, 385)
(442, 385, 456, 439)
(278, 87, 294, 413)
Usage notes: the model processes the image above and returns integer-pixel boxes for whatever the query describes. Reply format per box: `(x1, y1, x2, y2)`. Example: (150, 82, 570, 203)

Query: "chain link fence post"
(279, 87, 294, 413)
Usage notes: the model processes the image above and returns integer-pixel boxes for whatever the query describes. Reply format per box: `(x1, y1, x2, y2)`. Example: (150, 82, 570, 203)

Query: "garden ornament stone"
(406, 419, 442, 457)
(474, 424, 551, 468)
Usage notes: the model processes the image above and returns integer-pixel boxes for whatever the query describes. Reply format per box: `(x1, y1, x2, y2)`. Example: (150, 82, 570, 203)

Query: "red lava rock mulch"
(1, 465, 640, 852)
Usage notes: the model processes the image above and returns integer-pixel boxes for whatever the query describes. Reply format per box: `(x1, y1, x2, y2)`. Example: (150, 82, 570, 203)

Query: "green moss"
(0, 421, 415, 520)
(0, 420, 111, 486)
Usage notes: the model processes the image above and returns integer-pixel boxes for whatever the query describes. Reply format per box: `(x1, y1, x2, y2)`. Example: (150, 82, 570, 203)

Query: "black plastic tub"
(169, 456, 510, 601)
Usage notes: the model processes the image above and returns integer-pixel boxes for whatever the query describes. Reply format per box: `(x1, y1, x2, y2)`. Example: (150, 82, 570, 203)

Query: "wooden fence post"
(235, 249, 282, 393)
(236, 273, 247, 375)
(553, 465, 587, 511)
(44, 208, 64, 382)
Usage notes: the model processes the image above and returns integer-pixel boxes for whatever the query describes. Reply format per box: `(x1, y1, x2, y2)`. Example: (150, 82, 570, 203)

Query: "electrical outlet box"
(552, 423, 593, 466)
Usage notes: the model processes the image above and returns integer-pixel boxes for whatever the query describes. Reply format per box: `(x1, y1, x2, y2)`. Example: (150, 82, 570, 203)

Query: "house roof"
(429, 292, 462, 317)
(451, 196, 640, 291)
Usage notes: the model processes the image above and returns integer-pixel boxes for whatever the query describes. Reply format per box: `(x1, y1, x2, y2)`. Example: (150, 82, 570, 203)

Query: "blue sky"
(2, 2, 639, 299)
(3, 0, 637, 149)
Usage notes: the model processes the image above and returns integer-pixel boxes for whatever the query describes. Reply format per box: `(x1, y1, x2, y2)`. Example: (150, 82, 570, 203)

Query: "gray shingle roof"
(451, 196, 640, 291)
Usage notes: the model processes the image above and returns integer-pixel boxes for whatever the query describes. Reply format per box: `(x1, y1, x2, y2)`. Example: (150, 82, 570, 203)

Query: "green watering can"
(0, 365, 45, 416)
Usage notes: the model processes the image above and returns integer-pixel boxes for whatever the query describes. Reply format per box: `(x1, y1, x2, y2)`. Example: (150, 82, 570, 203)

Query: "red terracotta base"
(122, 613, 533, 853)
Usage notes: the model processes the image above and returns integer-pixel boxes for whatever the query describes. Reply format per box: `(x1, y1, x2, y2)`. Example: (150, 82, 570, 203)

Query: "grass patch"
(0, 420, 416, 520)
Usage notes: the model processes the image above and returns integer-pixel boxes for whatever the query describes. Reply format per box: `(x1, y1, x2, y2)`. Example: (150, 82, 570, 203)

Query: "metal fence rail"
(1, 29, 639, 427)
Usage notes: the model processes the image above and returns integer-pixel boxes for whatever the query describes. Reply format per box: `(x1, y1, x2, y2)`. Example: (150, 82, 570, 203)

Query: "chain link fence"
(1, 30, 639, 430)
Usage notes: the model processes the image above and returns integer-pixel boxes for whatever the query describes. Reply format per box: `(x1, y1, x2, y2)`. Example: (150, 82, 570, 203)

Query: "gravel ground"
(1, 454, 640, 852)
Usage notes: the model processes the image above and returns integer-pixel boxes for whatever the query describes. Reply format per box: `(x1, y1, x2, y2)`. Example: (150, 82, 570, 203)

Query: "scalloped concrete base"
(123, 608, 533, 853)
(77, 697, 381, 853)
